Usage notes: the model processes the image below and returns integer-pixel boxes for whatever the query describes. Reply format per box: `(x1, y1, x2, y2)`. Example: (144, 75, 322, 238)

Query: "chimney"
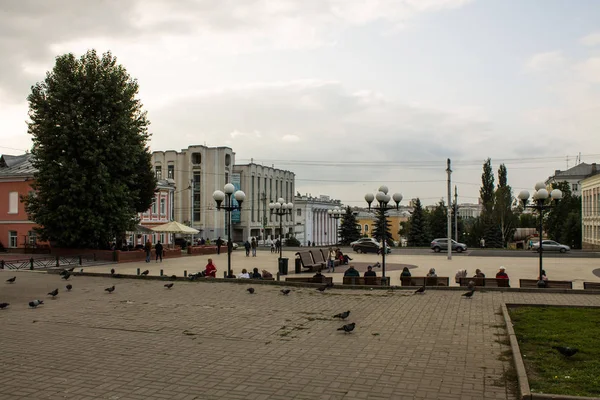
(592, 163, 597, 175)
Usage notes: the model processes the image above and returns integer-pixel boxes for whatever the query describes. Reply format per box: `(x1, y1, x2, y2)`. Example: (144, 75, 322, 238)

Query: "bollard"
(137, 268, 140, 276)
(56, 255, 60, 268)
(0, 260, 4, 269)
(79, 255, 82, 265)
(30, 257, 34, 270)
(160, 269, 163, 276)
(223, 271, 226, 279)
(276, 272, 280, 281)
(184, 270, 187, 277)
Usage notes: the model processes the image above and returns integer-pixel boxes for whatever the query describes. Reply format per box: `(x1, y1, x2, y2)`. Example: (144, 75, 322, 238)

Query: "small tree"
(338, 206, 361, 245)
(372, 207, 393, 246)
(407, 198, 429, 246)
(427, 199, 447, 240)
(545, 181, 581, 248)
(494, 164, 517, 247)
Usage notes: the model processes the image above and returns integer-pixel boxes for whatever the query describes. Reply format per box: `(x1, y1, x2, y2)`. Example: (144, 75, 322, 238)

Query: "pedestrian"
(307, 240, 311, 247)
(270, 240, 275, 254)
(251, 237, 257, 257)
(155, 241, 163, 263)
(216, 236, 223, 255)
(244, 240, 251, 257)
(327, 246, 336, 273)
(480, 238, 485, 249)
(144, 239, 152, 263)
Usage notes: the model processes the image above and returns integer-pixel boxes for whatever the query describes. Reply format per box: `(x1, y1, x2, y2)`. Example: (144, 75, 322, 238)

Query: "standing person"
(144, 240, 152, 263)
(204, 258, 217, 278)
(480, 238, 485, 249)
(327, 247, 336, 273)
(270, 240, 275, 254)
(251, 237, 257, 257)
(307, 240, 311, 247)
(155, 241, 163, 263)
(275, 239, 281, 253)
(216, 236, 223, 255)
(244, 240, 251, 257)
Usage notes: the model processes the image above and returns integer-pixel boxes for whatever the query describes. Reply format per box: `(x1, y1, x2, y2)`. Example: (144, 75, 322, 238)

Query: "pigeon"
(337, 322, 356, 334)
(110, 268, 115, 275)
(553, 346, 579, 357)
(0, 303, 9, 309)
(61, 272, 71, 280)
(79, 269, 83, 273)
(280, 289, 291, 295)
(333, 311, 351, 320)
(6, 276, 16, 283)
(66, 284, 72, 291)
(467, 281, 476, 291)
(164, 283, 174, 289)
(317, 285, 327, 293)
(59, 269, 68, 276)
(29, 299, 43, 308)
(48, 288, 59, 298)
(373, 262, 381, 268)
(414, 286, 425, 294)
(462, 290, 475, 298)
(105, 285, 115, 294)
(247, 287, 255, 294)
(66, 267, 75, 273)
(141, 270, 149, 276)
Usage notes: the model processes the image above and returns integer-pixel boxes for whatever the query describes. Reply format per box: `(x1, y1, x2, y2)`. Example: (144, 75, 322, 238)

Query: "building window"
(572, 183, 578, 192)
(152, 199, 157, 214)
(167, 164, 174, 179)
(193, 172, 201, 222)
(8, 231, 17, 248)
(160, 233, 165, 243)
(225, 154, 231, 166)
(8, 191, 18, 214)
(364, 224, 369, 232)
(155, 166, 162, 180)
(160, 198, 166, 215)
(192, 153, 201, 164)
(297, 209, 301, 217)
(28, 231, 37, 246)
(251, 175, 255, 222)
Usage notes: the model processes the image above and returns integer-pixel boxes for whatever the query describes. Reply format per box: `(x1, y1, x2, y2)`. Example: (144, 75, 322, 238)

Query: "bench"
(318, 249, 341, 267)
(584, 282, 600, 290)
(458, 277, 510, 288)
(285, 276, 333, 285)
(295, 251, 324, 271)
(400, 277, 450, 286)
(519, 279, 573, 289)
(343, 276, 387, 286)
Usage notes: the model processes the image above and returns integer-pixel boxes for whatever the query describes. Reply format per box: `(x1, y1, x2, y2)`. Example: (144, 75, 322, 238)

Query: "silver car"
(430, 238, 468, 253)
(531, 240, 570, 253)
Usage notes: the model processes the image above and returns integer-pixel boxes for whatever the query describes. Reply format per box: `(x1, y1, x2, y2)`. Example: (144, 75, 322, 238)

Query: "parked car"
(353, 241, 391, 254)
(350, 238, 380, 248)
(430, 238, 468, 253)
(531, 240, 570, 253)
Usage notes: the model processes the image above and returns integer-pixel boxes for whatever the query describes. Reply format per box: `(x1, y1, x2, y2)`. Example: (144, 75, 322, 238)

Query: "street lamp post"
(327, 206, 346, 245)
(212, 183, 246, 277)
(517, 182, 562, 287)
(365, 186, 403, 284)
(269, 198, 293, 260)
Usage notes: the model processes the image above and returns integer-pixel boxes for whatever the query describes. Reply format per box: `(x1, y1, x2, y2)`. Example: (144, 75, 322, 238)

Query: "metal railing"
(0, 254, 100, 270)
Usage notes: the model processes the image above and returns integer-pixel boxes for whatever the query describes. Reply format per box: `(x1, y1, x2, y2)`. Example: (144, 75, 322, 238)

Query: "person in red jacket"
(204, 258, 217, 278)
(495, 266, 509, 279)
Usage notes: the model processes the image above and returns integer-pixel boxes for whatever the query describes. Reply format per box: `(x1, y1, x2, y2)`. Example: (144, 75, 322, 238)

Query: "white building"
(546, 162, 598, 197)
(233, 162, 295, 242)
(581, 169, 600, 250)
(457, 203, 483, 219)
(294, 194, 342, 246)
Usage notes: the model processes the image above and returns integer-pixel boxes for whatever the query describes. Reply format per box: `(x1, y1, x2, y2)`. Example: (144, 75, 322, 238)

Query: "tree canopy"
(338, 206, 362, 245)
(25, 50, 156, 249)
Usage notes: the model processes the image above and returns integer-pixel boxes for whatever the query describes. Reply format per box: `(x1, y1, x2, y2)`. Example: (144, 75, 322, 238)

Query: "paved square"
(1, 269, 600, 399)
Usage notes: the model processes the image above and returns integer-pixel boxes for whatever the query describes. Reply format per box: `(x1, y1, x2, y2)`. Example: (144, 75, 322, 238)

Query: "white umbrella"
(150, 221, 199, 234)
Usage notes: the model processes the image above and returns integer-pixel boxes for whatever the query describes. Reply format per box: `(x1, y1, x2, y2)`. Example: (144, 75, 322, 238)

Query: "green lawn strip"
(509, 306, 600, 397)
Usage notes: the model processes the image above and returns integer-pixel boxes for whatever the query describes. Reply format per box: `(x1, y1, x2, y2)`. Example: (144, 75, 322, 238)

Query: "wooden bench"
(583, 282, 600, 290)
(458, 277, 510, 288)
(295, 251, 324, 271)
(318, 249, 341, 267)
(343, 276, 387, 286)
(400, 277, 450, 286)
(285, 276, 333, 285)
(519, 279, 573, 289)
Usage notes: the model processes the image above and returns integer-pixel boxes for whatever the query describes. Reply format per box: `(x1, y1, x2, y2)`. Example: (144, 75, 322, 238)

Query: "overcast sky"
(1, 0, 599, 207)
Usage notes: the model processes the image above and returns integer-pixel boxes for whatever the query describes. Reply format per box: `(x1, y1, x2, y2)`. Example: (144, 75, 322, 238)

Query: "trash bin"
(278, 257, 289, 275)
(294, 258, 302, 274)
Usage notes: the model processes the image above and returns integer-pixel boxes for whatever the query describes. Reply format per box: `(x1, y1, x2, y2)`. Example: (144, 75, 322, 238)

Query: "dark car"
(430, 238, 467, 253)
(353, 241, 391, 254)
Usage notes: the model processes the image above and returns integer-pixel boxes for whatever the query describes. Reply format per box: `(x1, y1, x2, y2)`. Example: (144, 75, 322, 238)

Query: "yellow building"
(354, 210, 410, 244)
(581, 169, 600, 249)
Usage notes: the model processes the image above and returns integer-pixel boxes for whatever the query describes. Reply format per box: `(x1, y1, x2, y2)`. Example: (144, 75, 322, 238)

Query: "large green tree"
(407, 198, 429, 246)
(372, 207, 394, 246)
(494, 164, 517, 247)
(338, 206, 361, 245)
(25, 50, 156, 249)
(428, 199, 448, 240)
(479, 158, 502, 247)
(544, 181, 582, 248)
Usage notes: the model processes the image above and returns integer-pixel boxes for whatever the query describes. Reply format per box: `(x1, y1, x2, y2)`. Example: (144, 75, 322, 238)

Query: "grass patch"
(509, 306, 600, 397)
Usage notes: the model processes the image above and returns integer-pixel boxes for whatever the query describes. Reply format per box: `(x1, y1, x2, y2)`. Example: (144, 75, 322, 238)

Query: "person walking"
(144, 240, 152, 263)
(244, 240, 251, 257)
(155, 241, 163, 263)
(216, 236, 223, 255)
(480, 238, 485, 249)
(327, 246, 336, 273)
(251, 237, 257, 257)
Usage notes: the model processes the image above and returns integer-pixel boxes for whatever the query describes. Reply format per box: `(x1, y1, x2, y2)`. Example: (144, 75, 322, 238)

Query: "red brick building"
(0, 153, 175, 251)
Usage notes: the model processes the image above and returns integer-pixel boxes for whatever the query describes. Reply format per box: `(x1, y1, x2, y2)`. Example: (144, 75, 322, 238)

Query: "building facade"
(457, 203, 483, 219)
(132, 179, 176, 246)
(546, 162, 598, 197)
(354, 209, 410, 243)
(0, 154, 40, 250)
(233, 163, 295, 242)
(581, 171, 600, 250)
(294, 194, 342, 246)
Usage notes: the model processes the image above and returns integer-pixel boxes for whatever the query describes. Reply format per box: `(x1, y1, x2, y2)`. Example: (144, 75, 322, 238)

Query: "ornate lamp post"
(365, 186, 403, 284)
(517, 182, 562, 287)
(269, 198, 294, 260)
(212, 183, 246, 277)
(327, 206, 346, 245)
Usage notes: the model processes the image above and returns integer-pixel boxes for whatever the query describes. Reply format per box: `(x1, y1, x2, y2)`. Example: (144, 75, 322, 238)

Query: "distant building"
(581, 165, 600, 250)
(457, 203, 483, 219)
(354, 209, 410, 243)
(132, 179, 176, 246)
(546, 162, 598, 196)
(294, 194, 342, 246)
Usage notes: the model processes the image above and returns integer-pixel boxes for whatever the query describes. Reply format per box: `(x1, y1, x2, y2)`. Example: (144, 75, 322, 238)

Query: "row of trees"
(338, 158, 582, 249)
